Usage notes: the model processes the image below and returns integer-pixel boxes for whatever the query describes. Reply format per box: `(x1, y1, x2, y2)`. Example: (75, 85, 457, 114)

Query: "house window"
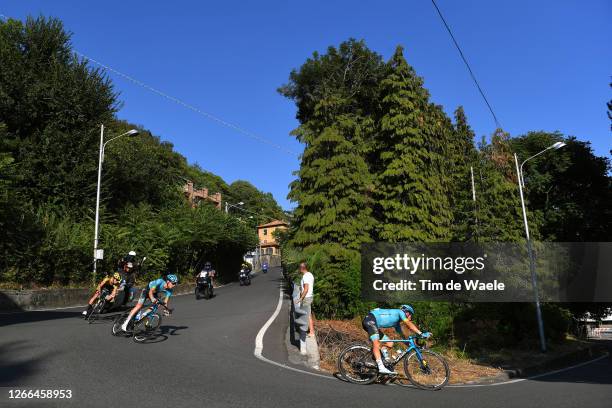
(263, 229, 267, 236)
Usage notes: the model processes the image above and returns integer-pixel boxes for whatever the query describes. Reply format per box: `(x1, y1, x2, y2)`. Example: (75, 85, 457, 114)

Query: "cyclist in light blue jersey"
(362, 305, 431, 375)
(120, 274, 178, 332)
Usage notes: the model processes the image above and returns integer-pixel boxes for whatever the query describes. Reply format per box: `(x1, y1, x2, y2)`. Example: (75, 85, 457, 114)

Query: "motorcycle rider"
(117, 251, 138, 305)
(82, 272, 122, 317)
(262, 261, 268, 273)
(239, 263, 251, 284)
(201, 261, 216, 285)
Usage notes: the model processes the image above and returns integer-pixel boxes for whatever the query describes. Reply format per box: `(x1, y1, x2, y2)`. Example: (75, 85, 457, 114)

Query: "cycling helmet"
(128, 250, 136, 256)
(400, 304, 415, 316)
(112, 272, 122, 281)
(166, 274, 179, 284)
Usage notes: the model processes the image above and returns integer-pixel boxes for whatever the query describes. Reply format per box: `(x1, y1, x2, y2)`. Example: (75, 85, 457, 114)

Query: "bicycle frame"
(380, 336, 425, 366)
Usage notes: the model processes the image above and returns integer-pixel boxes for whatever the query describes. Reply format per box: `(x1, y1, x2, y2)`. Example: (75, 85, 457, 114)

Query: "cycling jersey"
(137, 278, 173, 304)
(370, 308, 408, 328)
(99, 277, 120, 292)
(148, 278, 173, 298)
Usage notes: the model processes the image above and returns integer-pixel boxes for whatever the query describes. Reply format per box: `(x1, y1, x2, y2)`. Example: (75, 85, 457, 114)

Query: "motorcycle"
(262, 263, 268, 274)
(239, 269, 251, 286)
(195, 275, 214, 299)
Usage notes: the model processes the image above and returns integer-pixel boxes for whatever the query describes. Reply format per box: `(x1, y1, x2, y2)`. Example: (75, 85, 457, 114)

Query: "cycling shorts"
(362, 313, 391, 342)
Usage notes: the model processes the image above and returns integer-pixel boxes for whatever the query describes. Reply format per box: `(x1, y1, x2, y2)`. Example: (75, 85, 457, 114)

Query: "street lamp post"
(225, 201, 244, 214)
(514, 141, 566, 353)
(92, 124, 139, 287)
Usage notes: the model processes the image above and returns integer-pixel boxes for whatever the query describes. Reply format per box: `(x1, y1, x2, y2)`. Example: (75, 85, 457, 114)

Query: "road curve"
(2, 267, 611, 408)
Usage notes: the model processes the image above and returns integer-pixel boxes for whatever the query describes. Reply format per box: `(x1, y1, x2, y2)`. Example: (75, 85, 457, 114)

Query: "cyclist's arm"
(148, 287, 157, 303)
(401, 319, 423, 336)
(97, 277, 109, 292)
(109, 285, 119, 299)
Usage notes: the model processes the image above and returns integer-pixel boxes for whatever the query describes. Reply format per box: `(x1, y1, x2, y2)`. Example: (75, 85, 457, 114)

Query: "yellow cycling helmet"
(112, 272, 122, 281)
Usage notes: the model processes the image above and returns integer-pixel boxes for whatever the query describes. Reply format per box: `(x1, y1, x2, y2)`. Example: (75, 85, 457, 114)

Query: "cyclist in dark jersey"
(120, 274, 178, 332)
(362, 305, 431, 375)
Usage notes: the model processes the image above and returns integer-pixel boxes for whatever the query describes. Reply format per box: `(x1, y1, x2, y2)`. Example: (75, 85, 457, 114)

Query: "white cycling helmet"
(128, 251, 136, 256)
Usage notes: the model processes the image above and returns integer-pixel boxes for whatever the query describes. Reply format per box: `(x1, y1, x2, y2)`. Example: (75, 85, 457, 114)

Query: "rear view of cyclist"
(362, 304, 431, 375)
(120, 274, 178, 332)
(82, 272, 122, 317)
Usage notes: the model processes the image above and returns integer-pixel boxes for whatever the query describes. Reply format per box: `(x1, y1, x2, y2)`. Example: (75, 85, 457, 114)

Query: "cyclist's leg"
(362, 313, 382, 360)
(122, 289, 147, 329)
(82, 290, 100, 316)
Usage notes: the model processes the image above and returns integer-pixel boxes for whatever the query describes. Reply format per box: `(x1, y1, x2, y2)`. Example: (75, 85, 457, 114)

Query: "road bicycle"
(85, 287, 112, 323)
(111, 300, 172, 343)
(337, 335, 450, 390)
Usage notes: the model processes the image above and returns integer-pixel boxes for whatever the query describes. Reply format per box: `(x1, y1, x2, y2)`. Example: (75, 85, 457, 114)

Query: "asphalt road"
(2, 267, 611, 408)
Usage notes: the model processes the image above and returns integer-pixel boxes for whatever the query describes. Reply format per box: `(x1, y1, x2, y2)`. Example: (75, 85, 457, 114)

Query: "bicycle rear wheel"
(337, 344, 378, 385)
(403, 349, 450, 390)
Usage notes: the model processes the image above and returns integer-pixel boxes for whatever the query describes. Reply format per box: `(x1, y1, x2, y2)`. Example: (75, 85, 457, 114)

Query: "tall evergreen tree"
(474, 130, 525, 242)
(373, 46, 452, 242)
(450, 106, 480, 240)
(288, 96, 375, 250)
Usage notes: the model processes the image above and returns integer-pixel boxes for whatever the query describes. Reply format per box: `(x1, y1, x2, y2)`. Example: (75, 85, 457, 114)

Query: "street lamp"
(514, 141, 566, 353)
(225, 201, 244, 214)
(92, 124, 139, 286)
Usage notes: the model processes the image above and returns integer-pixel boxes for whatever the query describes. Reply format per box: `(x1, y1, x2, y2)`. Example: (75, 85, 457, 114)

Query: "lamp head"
(238, 202, 244, 205)
(551, 141, 566, 150)
(126, 129, 139, 137)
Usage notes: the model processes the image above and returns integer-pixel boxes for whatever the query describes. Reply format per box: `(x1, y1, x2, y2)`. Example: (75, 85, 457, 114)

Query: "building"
(257, 220, 288, 256)
(183, 181, 222, 209)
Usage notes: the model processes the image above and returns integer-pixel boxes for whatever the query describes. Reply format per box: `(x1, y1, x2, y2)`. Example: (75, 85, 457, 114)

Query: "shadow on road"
(0, 310, 82, 327)
(0, 340, 53, 386)
(160, 325, 189, 336)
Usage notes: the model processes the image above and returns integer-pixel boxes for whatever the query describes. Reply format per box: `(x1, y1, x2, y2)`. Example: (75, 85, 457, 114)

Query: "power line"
(429, 0, 502, 129)
(73, 51, 299, 156)
(1, 12, 297, 156)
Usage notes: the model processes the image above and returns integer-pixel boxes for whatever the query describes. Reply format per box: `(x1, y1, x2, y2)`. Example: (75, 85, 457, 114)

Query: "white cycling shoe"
(120, 320, 129, 332)
(378, 366, 397, 375)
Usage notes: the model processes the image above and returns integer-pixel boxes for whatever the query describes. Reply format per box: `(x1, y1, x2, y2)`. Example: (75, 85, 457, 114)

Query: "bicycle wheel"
(133, 313, 161, 343)
(403, 349, 450, 390)
(87, 300, 104, 323)
(111, 313, 128, 336)
(337, 344, 378, 385)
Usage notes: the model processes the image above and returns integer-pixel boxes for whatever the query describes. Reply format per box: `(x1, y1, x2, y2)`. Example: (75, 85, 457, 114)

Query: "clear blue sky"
(3, 1, 611, 209)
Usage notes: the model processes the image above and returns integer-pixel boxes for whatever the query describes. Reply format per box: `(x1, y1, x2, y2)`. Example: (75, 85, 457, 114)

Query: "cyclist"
(120, 274, 178, 332)
(362, 305, 431, 375)
(82, 272, 122, 317)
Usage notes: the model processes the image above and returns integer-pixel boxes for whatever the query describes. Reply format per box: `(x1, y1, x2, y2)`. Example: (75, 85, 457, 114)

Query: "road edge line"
(449, 353, 610, 388)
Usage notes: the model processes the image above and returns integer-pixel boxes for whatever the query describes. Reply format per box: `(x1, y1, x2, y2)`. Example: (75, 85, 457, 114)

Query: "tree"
(449, 106, 479, 240)
(0, 16, 118, 212)
(373, 46, 452, 242)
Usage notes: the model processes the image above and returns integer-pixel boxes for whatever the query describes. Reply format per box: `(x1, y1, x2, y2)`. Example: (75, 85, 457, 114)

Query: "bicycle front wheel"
(337, 344, 378, 385)
(403, 349, 450, 390)
(133, 313, 161, 343)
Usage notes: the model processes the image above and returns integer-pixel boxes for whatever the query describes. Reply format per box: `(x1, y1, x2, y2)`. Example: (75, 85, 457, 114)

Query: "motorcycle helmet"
(204, 262, 212, 271)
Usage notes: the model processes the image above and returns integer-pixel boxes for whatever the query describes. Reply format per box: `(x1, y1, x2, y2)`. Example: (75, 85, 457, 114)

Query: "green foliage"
(0, 16, 272, 287)
(374, 47, 453, 242)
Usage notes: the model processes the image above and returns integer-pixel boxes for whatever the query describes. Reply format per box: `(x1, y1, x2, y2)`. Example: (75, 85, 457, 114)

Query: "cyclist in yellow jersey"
(82, 272, 121, 317)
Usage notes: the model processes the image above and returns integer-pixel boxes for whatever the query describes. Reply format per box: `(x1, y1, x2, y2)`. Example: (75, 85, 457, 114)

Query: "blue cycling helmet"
(166, 274, 178, 284)
(400, 304, 414, 316)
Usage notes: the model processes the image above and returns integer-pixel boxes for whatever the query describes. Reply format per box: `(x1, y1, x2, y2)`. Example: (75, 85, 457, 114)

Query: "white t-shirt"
(300, 271, 314, 298)
(198, 270, 209, 278)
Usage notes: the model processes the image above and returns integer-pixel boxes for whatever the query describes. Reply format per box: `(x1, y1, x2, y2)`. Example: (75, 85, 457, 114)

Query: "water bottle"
(135, 310, 143, 321)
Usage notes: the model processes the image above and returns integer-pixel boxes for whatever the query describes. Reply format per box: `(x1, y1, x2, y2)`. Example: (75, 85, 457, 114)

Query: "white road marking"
(253, 282, 334, 380)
